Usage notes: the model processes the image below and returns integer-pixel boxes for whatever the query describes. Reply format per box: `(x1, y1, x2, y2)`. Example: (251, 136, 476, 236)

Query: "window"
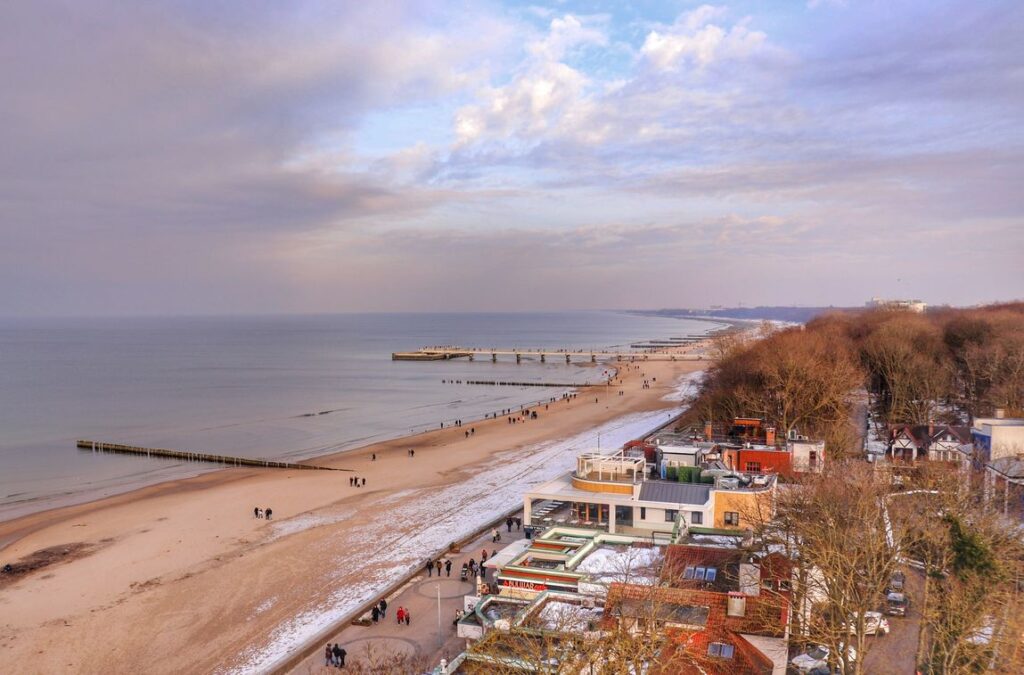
(665, 509, 678, 522)
(694, 566, 706, 580)
(705, 567, 718, 582)
(745, 461, 761, 472)
(690, 511, 703, 525)
(639, 507, 647, 520)
(708, 643, 735, 659)
(724, 511, 740, 526)
(683, 566, 695, 579)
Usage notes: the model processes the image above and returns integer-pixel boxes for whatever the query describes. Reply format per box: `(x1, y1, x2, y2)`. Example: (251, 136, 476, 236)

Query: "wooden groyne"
(449, 379, 590, 387)
(76, 440, 347, 471)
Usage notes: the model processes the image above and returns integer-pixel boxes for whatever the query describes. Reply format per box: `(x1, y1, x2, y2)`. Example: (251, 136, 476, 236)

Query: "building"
(523, 449, 776, 538)
(983, 455, 1024, 517)
(888, 423, 971, 463)
(866, 297, 927, 313)
(601, 545, 793, 674)
(971, 414, 1024, 463)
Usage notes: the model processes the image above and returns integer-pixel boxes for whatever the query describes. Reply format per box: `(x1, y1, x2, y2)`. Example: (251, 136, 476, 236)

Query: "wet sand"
(0, 350, 708, 674)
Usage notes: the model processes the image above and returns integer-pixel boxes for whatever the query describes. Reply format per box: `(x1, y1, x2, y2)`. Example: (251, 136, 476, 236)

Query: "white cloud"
(640, 6, 768, 70)
(454, 14, 604, 146)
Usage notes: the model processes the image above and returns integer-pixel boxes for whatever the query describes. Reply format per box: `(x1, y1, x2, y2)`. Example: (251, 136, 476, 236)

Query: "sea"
(0, 311, 719, 522)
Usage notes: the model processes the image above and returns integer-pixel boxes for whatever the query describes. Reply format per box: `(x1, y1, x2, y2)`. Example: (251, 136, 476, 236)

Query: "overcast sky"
(1, 1, 1022, 316)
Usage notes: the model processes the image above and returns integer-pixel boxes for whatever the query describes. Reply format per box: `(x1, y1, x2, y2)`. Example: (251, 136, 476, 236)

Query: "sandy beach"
(0, 351, 708, 674)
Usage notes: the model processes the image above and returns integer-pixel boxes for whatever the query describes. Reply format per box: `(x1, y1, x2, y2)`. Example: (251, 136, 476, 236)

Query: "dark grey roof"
(988, 456, 1024, 479)
(639, 481, 712, 505)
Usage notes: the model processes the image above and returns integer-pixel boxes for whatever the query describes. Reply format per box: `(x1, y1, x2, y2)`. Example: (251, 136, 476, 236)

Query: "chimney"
(928, 419, 934, 436)
(995, 408, 1006, 419)
(739, 561, 761, 596)
(765, 427, 776, 446)
(704, 420, 713, 441)
(727, 593, 747, 617)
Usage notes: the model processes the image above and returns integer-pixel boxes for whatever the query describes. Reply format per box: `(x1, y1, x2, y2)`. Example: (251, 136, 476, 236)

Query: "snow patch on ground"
(228, 404, 690, 673)
(267, 509, 355, 541)
(252, 597, 277, 616)
(662, 370, 705, 402)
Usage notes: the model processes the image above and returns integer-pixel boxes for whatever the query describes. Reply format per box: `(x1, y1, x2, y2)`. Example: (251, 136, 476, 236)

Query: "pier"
(393, 347, 702, 363)
(76, 440, 347, 471)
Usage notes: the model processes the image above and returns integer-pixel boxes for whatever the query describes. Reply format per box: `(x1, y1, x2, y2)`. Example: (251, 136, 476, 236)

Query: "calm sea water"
(0, 312, 717, 521)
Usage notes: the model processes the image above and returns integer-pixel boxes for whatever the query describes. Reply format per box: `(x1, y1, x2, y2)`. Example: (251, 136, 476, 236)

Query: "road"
(861, 568, 923, 674)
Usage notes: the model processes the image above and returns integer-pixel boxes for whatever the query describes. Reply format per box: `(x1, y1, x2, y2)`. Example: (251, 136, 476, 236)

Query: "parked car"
(887, 570, 906, 594)
(845, 610, 890, 636)
(791, 644, 858, 673)
(886, 591, 911, 616)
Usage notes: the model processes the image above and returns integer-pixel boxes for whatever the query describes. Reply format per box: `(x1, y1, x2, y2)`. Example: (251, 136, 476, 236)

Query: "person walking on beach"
(404, 607, 411, 625)
(254, 507, 260, 519)
(371, 452, 376, 461)
(445, 559, 452, 577)
(371, 605, 379, 623)
(265, 507, 272, 520)
(506, 517, 513, 533)
(397, 606, 406, 624)
(361, 477, 366, 487)
(435, 560, 442, 576)
(426, 558, 434, 577)
(325, 644, 333, 667)
(378, 598, 387, 619)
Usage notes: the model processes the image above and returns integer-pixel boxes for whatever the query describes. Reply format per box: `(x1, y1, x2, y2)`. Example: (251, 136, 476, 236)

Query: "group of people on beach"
(505, 516, 522, 532)
(349, 476, 366, 487)
(253, 506, 272, 520)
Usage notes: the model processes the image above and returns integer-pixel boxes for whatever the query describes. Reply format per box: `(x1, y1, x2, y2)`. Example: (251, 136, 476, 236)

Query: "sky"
(1, 0, 1022, 316)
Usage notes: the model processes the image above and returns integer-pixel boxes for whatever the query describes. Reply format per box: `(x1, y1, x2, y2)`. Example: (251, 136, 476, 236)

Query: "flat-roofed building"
(523, 448, 775, 538)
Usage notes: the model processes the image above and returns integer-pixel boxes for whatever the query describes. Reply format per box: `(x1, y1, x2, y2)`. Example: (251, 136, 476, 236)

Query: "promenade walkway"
(290, 514, 528, 673)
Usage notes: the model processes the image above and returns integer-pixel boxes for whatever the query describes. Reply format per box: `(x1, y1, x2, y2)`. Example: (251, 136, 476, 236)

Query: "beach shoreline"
(0, 342, 712, 674)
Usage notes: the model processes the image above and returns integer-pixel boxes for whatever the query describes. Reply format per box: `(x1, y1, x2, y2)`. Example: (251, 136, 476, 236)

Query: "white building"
(971, 414, 1024, 463)
(866, 297, 927, 313)
(523, 449, 775, 537)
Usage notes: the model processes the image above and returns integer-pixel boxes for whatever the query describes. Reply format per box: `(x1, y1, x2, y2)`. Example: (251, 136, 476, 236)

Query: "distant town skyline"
(1, 1, 1022, 316)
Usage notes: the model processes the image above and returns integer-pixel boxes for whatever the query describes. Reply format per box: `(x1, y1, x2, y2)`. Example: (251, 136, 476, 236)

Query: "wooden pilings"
(76, 440, 346, 471)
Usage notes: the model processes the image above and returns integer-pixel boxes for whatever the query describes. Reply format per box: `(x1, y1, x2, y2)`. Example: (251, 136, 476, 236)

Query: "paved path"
(291, 514, 529, 673)
(862, 569, 923, 674)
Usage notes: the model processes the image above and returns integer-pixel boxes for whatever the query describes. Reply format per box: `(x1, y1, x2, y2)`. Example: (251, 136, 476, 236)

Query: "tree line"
(682, 302, 1024, 457)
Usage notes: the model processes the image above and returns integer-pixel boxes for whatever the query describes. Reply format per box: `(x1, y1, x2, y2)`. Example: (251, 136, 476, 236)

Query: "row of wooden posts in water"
(76, 440, 346, 471)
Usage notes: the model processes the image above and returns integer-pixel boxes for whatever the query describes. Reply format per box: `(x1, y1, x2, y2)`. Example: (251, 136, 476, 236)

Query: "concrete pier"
(392, 347, 700, 363)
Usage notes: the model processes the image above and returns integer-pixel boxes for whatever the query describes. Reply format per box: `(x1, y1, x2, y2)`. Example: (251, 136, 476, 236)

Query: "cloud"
(640, 6, 769, 70)
(0, 1, 1021, 315)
